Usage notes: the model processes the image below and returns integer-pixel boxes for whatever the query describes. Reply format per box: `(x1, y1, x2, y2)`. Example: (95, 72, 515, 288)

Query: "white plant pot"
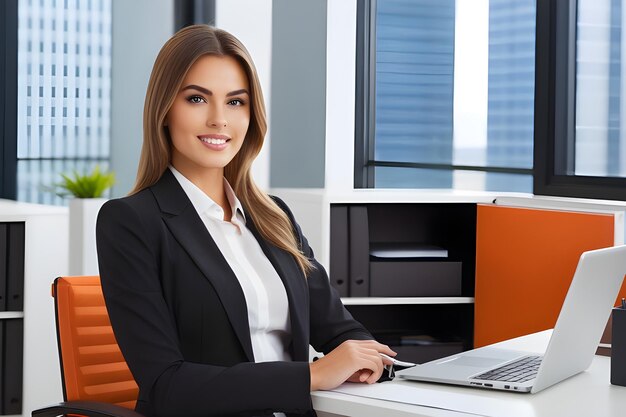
(69, 198, 107, 276)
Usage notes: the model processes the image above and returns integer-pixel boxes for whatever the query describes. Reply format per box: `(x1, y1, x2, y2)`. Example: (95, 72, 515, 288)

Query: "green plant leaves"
(57, 165, 116, 198)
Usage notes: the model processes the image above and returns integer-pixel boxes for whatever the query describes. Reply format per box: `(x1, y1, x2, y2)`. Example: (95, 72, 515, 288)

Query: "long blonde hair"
(132, 25, 313, 275)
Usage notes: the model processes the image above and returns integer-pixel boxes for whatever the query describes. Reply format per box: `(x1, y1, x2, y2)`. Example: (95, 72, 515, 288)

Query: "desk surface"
(311, 330, 626, 417)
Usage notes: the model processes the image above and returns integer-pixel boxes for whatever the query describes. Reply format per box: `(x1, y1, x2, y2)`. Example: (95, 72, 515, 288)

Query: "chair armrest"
(32, 400, 145, 417)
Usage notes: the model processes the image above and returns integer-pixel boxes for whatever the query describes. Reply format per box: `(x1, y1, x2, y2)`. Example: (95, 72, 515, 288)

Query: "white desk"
(312, 330, 626, 417)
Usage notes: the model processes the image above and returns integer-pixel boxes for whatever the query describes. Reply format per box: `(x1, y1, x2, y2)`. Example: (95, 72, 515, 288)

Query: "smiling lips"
(198, 134, 230, 150)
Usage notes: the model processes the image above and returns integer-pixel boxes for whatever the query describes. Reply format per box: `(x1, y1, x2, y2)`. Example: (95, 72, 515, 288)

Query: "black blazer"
(96, 169, 372, 417)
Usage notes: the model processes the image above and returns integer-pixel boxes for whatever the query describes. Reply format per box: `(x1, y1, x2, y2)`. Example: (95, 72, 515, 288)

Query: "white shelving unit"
(0, 312, 25, 320)
(341, 297, 475, 306)
(272, 188, 626, 362)
(0, 200, 68, 417)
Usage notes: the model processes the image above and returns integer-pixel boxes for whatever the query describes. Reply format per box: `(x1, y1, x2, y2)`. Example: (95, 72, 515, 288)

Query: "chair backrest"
(52, 276, 138, 409)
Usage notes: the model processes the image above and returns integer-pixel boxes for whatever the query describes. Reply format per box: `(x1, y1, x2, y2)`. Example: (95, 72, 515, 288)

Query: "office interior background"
(3, 1, 626, 416)
(2, 0, 626, 205)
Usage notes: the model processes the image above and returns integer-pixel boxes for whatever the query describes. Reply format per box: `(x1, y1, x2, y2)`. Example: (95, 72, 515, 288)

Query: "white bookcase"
(271, 188, 626, 363)
(0, 200, 68, 417)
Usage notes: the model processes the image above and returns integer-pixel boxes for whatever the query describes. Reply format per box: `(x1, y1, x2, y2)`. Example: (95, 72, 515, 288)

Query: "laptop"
(397, 244, 626, 393)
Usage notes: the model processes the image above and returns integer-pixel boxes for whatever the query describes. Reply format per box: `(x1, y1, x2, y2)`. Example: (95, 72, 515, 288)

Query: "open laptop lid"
(531, 244, 626, 392)
(397, 245, 626, 393)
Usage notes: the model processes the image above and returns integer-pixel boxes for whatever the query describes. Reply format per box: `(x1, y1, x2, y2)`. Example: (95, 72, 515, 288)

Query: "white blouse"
(169, 166, 292, 365)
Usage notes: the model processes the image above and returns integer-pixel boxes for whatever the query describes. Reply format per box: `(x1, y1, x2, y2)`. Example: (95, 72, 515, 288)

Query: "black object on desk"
(611, 302, 626, 386)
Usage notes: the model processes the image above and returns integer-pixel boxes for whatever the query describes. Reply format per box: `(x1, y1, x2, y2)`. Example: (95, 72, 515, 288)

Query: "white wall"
(216, 1, 355, 193)
(325, 0, 357, 193)
(110, 0, 174, 197)
(216, 0, 273, 191)
(269, 1, 327, 188)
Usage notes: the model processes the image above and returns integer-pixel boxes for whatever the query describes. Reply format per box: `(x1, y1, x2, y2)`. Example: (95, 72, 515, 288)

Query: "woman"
(96, 24, 395, 417)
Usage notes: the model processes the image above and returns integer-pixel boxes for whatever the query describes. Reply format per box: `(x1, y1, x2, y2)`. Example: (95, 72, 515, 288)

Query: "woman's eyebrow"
(181, 84, 211, 95)
(226, 89, 249, 97)
(181, 85, 249, 97)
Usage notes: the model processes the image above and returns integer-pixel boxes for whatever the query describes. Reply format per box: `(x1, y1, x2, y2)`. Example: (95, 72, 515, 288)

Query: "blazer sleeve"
(96, 198, 312, 417)
(270, 197, 374, 353)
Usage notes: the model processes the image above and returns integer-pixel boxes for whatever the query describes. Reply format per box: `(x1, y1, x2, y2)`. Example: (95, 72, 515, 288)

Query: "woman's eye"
(228, 98, 245, 106)
(187, 95, 205, 104)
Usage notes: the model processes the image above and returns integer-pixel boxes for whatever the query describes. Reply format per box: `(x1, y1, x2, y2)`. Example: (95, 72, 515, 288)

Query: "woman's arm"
(96, 198, 312, 417)
(271, 197, 396, 390)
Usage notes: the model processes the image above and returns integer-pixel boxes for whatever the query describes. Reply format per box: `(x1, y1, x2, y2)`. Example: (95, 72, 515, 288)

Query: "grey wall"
(270, 1, 327, 188)
(110, 0, 174, 197)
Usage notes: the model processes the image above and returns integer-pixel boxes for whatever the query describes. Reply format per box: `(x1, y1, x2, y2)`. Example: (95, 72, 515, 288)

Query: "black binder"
(0, 320, 3, 411)
(2, 319, 23, 415)
(348, 206, 370, 297)
(0, 224, 7, 311)
(329, 205, 350, 297)
(6, 223, 24, 311)
(611, 307, 626, 386)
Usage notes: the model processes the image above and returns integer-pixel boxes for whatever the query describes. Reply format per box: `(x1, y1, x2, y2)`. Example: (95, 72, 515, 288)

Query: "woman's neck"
(172, 164, 232, 220)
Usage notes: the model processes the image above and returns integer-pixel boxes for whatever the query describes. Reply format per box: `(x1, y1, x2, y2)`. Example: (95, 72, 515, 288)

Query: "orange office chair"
(32, 276, 143, 417)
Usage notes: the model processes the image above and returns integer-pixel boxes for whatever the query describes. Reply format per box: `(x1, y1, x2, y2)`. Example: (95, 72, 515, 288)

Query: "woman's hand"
(309, 340, 397, 391)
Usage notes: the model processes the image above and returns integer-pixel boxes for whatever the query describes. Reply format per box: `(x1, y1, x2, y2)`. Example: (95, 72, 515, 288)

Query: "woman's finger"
(347, 339, 397, 357)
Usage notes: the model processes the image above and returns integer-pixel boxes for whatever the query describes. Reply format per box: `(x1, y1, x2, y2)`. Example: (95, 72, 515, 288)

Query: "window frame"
(354, 0, 376, 188)
(1, 1, 215, 204)
(0, 0, 18, 200)
(355, 0, 534, 189)
(534, 0, 626, 200)
(174, 0, 216, 31)
(356, 0, 626, 200)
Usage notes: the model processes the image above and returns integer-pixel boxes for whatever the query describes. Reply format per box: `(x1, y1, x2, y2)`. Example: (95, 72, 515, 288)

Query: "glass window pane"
(17, 0, 112, 204)
(375, 166, 532, 192)
(374, 0, 455, 165)
(484, 0, 536, 170)
(370, 0, 536, 189)
(574, 0, 623, 177)
(375, 167, 454, 189)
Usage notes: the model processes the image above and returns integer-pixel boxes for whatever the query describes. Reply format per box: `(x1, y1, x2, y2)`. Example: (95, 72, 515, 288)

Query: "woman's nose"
(208, 118, 227, 128)
(207, 108, 227, 128)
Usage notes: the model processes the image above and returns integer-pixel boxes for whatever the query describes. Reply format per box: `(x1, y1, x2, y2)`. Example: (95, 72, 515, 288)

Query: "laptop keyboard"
(474, 355, 543, 383)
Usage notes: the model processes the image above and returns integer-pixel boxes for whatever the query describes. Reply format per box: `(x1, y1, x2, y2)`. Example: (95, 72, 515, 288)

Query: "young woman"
(96, 25, 395, 417)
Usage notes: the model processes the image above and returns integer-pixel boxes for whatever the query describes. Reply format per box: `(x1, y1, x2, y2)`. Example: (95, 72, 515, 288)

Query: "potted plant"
(56, 166, 115, 276)
(57, 165, 116, 199)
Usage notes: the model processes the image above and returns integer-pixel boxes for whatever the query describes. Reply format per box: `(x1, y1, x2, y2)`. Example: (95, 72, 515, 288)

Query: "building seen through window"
(368, 0, 626, 193)
(370, 0, 536, 192)
(17, 0, 111, 204)
(574, 0, 623, 178)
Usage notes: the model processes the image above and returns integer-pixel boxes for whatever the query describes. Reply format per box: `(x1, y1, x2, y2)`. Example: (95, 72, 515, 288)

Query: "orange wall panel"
(475, 204, 619, 347)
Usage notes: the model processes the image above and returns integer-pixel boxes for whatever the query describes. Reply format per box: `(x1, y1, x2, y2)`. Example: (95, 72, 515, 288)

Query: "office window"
(359, 0, 626, 200)
(574, 0, 622, 177)
(356, 0, 536, 191)
(533, 0, 626, 200)
(16, 0, 112, 204)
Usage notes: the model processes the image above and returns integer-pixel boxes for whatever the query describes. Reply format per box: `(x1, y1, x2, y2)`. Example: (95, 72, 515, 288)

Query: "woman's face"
(166, 54, 251, 180)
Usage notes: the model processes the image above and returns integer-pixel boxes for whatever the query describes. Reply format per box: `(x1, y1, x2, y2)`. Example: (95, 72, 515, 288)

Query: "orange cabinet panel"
(475, 204, 623, 347)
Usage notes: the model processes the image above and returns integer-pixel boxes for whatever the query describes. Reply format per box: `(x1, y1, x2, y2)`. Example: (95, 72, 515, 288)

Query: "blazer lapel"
(245, 216, 310, 362)
(150, 170, 255, 362)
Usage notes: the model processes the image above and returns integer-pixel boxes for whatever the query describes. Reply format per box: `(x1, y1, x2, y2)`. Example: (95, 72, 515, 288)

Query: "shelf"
(0, 311, 25, 319)
(340, 297, 475, 306)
